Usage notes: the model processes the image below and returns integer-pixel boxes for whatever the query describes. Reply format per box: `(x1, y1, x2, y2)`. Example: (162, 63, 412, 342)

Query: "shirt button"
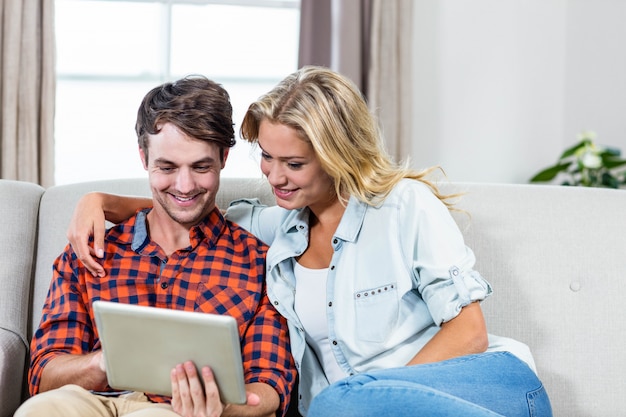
(332, 340, 338, 345)
(328, 302, 332, 307)
(160, 282, 168, 289)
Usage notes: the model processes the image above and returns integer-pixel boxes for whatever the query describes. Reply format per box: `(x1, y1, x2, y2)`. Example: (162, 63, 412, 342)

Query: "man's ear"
(139, 147, 148, 170)
(221, 148, 230, 169)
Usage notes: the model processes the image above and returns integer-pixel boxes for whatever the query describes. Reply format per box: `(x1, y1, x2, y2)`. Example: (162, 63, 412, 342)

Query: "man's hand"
(171, 362, 223, 417)
(170, 362, 276, 417)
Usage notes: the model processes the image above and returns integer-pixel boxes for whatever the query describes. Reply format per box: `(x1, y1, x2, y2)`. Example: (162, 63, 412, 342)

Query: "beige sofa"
(1, 177, 625, 416)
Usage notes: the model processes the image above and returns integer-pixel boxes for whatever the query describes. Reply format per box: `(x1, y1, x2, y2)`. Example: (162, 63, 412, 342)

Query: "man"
(14, 76, 295, 417)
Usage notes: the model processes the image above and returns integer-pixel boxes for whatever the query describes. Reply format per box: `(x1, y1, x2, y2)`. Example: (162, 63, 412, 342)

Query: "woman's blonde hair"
(241, 66, 451, 207)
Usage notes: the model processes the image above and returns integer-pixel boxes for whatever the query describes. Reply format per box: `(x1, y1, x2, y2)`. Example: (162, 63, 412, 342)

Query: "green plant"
(530, 131, 626, 188)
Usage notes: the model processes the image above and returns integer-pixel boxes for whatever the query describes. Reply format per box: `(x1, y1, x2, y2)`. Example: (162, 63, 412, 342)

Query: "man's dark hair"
(136, 75, 235, 163)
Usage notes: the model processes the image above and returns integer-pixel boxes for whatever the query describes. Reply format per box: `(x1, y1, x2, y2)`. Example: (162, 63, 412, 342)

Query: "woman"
(68, 66, 552, 416)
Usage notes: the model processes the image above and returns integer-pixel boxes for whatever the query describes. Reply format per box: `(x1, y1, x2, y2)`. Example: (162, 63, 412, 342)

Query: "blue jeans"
(307, 352, 552, 417)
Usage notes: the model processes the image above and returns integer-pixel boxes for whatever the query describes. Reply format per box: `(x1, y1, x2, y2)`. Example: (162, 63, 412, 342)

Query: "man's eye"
(159, 167, 174, 172)
(194, 165, 211, 172)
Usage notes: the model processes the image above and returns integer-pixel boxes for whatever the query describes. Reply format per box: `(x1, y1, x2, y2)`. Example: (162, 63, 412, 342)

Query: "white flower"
(574, 132, 604, 169)
(579, 150, 602, 169)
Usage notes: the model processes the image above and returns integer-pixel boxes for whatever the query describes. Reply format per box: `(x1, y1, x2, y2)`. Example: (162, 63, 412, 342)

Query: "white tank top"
(293, 261, 348, 383)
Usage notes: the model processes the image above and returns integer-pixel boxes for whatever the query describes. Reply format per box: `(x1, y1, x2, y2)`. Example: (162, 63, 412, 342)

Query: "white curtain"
(298, 0, 414, 163)
(0, 0, 56, 187)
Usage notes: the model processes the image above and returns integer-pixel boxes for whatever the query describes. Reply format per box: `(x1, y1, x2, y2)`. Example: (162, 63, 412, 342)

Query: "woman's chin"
(275, 198, 303, 211)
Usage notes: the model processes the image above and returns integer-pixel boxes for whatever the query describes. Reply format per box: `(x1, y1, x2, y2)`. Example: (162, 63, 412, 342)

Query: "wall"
(411, 0, 626, 184)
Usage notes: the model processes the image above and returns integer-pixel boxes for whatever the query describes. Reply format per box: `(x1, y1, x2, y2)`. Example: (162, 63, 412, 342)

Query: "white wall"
(411, 0, 626, 184)
(564, 0, 626, 149)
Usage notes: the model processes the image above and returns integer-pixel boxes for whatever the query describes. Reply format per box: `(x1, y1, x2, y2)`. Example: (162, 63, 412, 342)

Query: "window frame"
(54, 0, 300, 184)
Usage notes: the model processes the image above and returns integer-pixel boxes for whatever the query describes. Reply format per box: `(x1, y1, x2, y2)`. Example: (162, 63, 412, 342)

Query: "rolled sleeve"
(226, 198, 259, 232)
(400, 182, 493, 325)
(424, 266, 492, 325)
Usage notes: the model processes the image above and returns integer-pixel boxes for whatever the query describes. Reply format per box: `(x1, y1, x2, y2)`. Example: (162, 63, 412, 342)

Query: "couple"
(16, 66, 552, 417)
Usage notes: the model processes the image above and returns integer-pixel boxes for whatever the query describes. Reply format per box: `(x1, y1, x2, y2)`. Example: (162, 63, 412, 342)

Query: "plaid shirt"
(29, 208, 295, 414)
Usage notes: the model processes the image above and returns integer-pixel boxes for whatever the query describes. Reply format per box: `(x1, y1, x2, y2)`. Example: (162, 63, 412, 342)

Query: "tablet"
(92, 300, 247, 404)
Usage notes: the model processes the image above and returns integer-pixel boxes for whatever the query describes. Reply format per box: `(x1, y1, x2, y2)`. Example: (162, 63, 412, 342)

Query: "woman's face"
(257, 120, 336, 212)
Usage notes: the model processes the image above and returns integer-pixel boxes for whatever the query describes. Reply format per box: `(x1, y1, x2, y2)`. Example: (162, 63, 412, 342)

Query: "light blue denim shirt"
(227, 179, 535, 415)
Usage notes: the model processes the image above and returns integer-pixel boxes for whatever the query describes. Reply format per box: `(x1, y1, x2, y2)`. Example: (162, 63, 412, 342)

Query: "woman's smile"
(273, 187, 298, 200)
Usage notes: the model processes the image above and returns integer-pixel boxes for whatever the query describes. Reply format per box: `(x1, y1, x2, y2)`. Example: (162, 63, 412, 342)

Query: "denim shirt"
(227, 179, 536, 415)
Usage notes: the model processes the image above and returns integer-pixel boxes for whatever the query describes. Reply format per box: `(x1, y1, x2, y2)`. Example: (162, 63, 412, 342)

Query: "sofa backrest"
(440, 182, 626, 416)
(24, 178, 626, 416)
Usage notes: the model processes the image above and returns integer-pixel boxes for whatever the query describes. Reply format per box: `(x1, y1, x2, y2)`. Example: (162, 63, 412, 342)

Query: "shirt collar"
(129, 207, 225, 253)
(280, 195, 368, 243)
(334, 196, 368, 243)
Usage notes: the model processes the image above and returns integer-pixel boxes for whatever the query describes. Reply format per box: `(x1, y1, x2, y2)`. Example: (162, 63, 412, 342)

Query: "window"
(54, 0, 300, 185)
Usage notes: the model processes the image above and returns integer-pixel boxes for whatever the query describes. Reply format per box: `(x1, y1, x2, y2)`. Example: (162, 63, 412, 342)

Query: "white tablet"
(92, 300, 247, 404)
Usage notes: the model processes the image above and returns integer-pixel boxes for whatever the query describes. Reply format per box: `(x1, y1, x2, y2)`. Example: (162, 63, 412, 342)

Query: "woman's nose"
(264, 162, 286, 186)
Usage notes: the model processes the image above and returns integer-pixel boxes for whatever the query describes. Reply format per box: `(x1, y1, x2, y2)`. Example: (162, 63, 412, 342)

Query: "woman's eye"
(261, 152, 272, 161)
(288, 162, 303, 170)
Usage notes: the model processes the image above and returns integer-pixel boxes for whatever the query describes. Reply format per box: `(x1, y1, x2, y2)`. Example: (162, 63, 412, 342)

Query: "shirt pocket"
(354, 282, 398, 342)
(195, 283, 258, 333)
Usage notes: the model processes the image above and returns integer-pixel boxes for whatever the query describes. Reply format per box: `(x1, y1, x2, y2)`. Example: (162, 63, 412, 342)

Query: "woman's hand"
(66, 192, 108, 278)
(66, 192, 152, 278)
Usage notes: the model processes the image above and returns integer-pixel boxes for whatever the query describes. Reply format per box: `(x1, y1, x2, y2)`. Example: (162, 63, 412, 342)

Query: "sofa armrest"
(0, 179, 44, 414)
(0, 329, 27, 417)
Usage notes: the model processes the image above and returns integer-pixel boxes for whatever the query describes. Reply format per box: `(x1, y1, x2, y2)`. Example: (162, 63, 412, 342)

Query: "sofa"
(1, 177, 625, 416)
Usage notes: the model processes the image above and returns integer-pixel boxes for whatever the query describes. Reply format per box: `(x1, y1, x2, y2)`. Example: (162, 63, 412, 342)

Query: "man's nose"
(175, 168, 195, 193)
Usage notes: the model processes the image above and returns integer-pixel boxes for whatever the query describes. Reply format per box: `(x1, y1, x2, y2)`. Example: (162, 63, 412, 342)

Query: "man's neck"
(145, 210, 192, 256)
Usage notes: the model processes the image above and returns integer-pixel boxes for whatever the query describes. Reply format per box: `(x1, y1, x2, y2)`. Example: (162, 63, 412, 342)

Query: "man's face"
(140, 122, 227, 229)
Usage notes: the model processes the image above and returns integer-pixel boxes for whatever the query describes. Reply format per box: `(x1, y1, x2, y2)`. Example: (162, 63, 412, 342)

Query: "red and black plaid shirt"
(29, 207, 295, 414)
